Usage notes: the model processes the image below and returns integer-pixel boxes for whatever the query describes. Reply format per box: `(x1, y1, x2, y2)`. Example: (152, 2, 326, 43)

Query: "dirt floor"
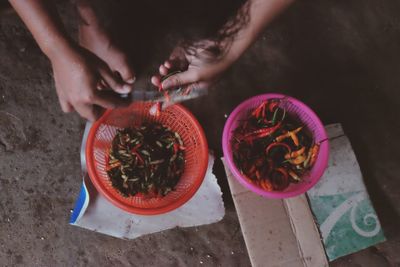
(1, 0, 400, 266)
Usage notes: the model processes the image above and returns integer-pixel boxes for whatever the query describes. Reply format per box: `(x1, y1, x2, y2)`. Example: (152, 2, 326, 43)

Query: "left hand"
(151, 42, 235, 91)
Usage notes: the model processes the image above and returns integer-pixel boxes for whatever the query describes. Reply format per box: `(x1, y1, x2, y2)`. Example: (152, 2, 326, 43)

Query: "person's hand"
(51, 46, 132, 121)
(151, 42, 235, 91)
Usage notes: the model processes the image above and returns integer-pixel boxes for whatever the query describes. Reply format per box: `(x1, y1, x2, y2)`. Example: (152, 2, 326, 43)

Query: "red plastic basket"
(86, 102, 208, 215)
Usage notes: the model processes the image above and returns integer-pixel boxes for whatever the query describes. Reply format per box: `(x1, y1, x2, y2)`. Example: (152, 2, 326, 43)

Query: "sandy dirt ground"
(0, 0, 400, 266)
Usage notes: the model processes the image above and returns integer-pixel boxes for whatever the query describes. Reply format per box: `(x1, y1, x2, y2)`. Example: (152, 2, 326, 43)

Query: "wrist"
(222, 30, 254, 65)
(222, 44, 244, 66)
(43, 37, 78, 63)
(77, 3, 102, 30)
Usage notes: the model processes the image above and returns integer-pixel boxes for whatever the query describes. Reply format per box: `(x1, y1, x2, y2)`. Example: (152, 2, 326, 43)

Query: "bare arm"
(153, 0, 295, 90)
(9, 0, 130, 121)
(224, 0, 294, 63)
(9, 0, 74, 62)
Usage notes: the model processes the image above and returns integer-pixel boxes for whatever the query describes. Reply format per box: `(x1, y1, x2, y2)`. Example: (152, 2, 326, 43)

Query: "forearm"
(225, 0, 294, 63)
(75, 0, 101, 28)
(9, 0, 75, 60)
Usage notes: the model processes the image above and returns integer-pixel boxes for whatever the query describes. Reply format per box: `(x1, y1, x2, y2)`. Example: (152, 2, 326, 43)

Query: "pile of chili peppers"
(107, 123, 185, 197)
(231, 99, 319, 191)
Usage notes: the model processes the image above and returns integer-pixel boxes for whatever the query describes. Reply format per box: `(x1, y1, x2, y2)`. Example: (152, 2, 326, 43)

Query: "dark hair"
(172, 0, 250, 61)
(73, 0, 250, 63)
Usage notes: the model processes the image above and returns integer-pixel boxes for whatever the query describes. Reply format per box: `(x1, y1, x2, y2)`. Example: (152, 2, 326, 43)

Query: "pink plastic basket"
(222, 94, 329, 199)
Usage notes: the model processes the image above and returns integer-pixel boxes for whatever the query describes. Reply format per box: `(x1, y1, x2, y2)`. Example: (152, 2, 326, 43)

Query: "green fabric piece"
(307, 124, 386, 261)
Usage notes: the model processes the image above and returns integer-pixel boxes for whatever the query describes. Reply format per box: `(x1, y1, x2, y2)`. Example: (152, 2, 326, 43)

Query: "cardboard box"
(223, 163, 328, 267)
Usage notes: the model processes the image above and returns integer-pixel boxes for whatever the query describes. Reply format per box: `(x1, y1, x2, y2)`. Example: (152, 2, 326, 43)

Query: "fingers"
(117, 58, 136, 85)
(152, 55, 193, 89)
(152, 73, 209, 93)
(58, 85, 125, 121)
(151, 75, 161, 87)
(59, 99, 74, 113)
(152, 61, 172, 87)
(56, 78, 128, 123)
(91, 95, 116, 110)
(74, 104, 103, 122)
(96, 79, 108, 90)
(162, 59, 188, 74)
(98, 64, 132, 94)
(64, 91, 127, 122)
(164, 60, 172, 69)
(159, 64, 169, 76)
(161, 70, 199, 90)
(54, 76, 74, 113)
(184, 81, 210, 92)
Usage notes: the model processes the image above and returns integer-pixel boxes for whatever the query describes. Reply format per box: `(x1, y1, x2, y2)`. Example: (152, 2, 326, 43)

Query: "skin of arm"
(224, 0, 294, 63)
(9, 0, 131, 121)
(153, 0, 295, 91)
(8, 0, 73, 59)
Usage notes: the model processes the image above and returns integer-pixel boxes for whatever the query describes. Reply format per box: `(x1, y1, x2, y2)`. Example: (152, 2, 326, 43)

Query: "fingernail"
(122, 84, 133, 92)
(162, 80, 170, 89)
(126, 77, 136, 84)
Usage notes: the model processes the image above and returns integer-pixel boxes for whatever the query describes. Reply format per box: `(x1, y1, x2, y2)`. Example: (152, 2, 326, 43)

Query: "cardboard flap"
(223, 161, 328, 267)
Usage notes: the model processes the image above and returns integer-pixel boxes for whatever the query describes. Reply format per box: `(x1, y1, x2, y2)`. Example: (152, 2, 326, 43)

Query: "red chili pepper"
(260, 179, 273, 191)
(106, 161, 121, 171)
(130, 143, 142, 153)
(265, 142, 291, 155)
(132, 151, 144, 165)
(154, 102, 162, 117)
(261, 102, 267, 118)
(173, 143, 179, 154)
(251, 101, 268, 118)
(242, 122, 281, 142)
(258, 100, 280, 124)
(255, 170, 261, 180)
(309, 144, 320, 167)
(268, 101, 280, 112)
(164, 91, 171, 102)
(248, 165, 256, 175)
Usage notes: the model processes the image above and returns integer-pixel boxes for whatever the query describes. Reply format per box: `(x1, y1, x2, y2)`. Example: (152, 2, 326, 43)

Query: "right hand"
(50, 46, 132, 121)
(151, 42, 234, 92)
